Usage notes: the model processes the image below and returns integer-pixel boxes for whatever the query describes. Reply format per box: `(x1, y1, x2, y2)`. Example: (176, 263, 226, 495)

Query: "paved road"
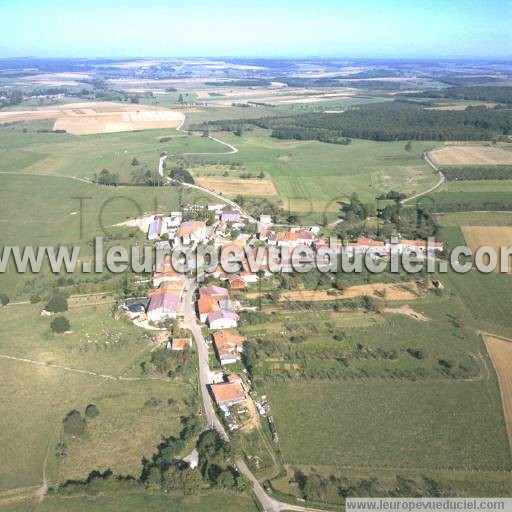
(181, 282, 326, 512)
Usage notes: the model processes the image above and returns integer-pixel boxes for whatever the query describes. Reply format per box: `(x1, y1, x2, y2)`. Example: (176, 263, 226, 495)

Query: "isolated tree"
(50, 316, 71, 334)
(44, 292, 68, 313)
(85, 404, 99, 419)
(0, 293, 9, 306)
(29, 294, 41, 304)
(63, 410, 86, 436)
(131, 157, 139, 166)
(178, 94, 184, 103)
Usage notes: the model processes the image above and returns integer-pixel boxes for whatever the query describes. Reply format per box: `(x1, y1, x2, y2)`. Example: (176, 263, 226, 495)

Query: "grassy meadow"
(0, 304, 198, 491)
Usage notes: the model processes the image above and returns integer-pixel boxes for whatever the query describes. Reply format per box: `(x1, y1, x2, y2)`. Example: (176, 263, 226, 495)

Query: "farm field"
(0, 121, 225, 182)
(430, 145, 512, 166)
(484, 335, 512, 445)
(0, 102, 185, 135)
(0, 173, 206, 299)
(0, 494, 259, 512)
(461, 225, 512, 271)
(195, 176, 278, 196)
(190, 130, 440, 221)
(0, 304, 197, 490)
(266, 379, 510, 471)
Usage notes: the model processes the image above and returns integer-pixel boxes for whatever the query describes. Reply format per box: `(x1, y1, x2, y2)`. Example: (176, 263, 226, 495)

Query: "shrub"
(29, 294, 41, 304)
(63, 410, 86, 436)
(0, 293, 9, 306)
(45, 292, 68, 313)
(50, 316, 71, 334)
(85, 404, 99, 419)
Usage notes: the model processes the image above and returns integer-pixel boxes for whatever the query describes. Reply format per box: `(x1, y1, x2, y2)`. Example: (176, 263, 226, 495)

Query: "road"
(401, 152, 445, 205)
(181, 282, 326, 512)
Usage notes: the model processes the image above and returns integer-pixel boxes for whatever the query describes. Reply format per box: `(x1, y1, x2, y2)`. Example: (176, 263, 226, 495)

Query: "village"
(118, 200, 444, 437)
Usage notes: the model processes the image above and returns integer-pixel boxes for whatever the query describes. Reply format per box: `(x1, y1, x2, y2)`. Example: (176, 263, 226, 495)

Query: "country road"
(181, 282, 326, 512)
(401, 152, 445, 205)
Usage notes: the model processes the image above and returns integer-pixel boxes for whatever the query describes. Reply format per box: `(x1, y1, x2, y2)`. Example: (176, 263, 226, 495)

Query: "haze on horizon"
(0, 0, 510, 60)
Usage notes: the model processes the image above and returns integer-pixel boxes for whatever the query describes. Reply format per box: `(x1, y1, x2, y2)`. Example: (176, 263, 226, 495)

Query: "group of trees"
(93, 169, 119, 186)
(62, 405, 99, 437)
(294, 471, 455, 504)
(443, 165, 512, 181)
(131, 168, 164, 186)
(202, 99, 511, 142)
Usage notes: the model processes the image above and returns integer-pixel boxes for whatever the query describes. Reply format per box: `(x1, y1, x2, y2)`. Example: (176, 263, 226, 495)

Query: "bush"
(50, 316, 71, 334)
(85, 404, 99, 419)
(63, 410, 86, 436)
(0, 293, 9, 306)
(45, 293, 68, 313)
(29, 294, 41, 304)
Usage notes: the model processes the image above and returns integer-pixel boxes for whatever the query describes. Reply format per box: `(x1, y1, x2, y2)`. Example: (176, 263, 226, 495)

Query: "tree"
(0, 293, 9, 306)
(178, 94, 184, 103)
(29, 294, 41, 304)
(181, 468, 203, 495)
(63, 410, 86, 436)
(50, 316, 71, 334)
(44, 292, 68, 313)
(131, 157, 139, 166)
(85, 404, 99, 419)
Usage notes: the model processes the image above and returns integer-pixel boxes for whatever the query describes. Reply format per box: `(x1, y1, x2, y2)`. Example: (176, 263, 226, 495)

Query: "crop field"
(0, 304, 197, 490)
(430, 145, 512, 166)
(266, 379, 510, 471)
(484, 335, 512, 446)
(0, 102, 185, 135)
(195, 176, 278, 196)
(461, 225, 512, 271)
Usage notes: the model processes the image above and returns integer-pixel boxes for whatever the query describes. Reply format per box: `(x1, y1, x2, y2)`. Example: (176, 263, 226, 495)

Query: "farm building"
(221, 210, 241, 223)
(146, 287, 180, 323)
(210, 382, 246, 407)
(212, 330, 246, 365)
(208, 310, 239, 330)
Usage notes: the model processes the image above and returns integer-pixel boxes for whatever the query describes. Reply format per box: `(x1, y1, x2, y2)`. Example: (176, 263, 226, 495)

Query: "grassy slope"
(2, 494, 258, 512)
(0, 305, 197, 490)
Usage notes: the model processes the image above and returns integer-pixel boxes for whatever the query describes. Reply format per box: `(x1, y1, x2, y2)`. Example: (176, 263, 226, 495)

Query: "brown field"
(279, 282, 422, 302)
(461, 226, 512, 272)
(429, 145, 512, 166)
(383, 304, 429, 321)
(0, 102, 184, 135)
(483, 335, 512, 446)
(196, 176, 277, 196)
(425, 102, 496, 111)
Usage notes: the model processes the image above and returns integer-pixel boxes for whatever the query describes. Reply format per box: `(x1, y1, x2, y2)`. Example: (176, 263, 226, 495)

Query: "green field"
(266, 378, 510, 471)
(0, 304, 198, 491)
(1, 494, 258, 512)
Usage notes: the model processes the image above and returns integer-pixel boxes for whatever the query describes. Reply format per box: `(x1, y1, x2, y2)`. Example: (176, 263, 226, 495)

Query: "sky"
(0, 0, 510, 59)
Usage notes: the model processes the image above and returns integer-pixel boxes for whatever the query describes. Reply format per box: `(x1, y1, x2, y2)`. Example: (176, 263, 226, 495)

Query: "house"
(172, 337, 192, 351)
(176, 220, 207, 245)
(146, 285, 181, 323)
(199, 285, 229, 301)
(210, 382, 246, 406)
(221, 210, 241, 223)
(228, 275, 247, 290)
(208, 310, 239, 330)
(148, 216, 164, 240)
(227, 373, 242, 384)
(198, 295, 220, 322)
(212, 330, 246, 364)
(168, 211, 183, 228)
